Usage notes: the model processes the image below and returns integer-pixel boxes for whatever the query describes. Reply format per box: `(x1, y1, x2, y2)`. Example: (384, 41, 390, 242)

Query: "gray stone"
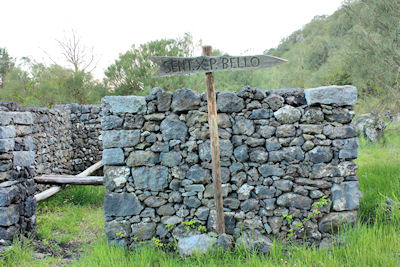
(157, 90, 172, 112)
(184, 197, 201, 208)
(277, 193, 312, 209)
(102, 148, 124, 165)
(309, 146, 333, 164)
(268, 217, 282, 234)
(106, 220, 132, 241)
(331, 181, 361, 211)
(234, 145, 249, 162)
(241, 199, 259, 212)
(231, 171, 246, 186)
(185, 184, 205, 192)
(323, 125, 357, 140)
(273, 180, 293, 192)
(304, 85, 357, 106)
(249, 109, 271, 119)
(161, 215, 182, 225)
(0, 205, 19, 226)
(0, 139, 15, 152)
(178, 234, 216, 256)
(102, 130, 140, 148)
(269, 147, 304, 163)
(157, 204, 175, 216)
(249, 148, 268, 163)
(195, 207, 210, 220)
(274, 105, 301, 124)
(104, 193, 143, 217)
(103, 96, 147, 114)
(299, 124, 324, 134)
(160, 117, 188, 141)
(265, 94, 284, 111)
(150, 142, 169, 153)
(0, 187, 18, 207)
(101, 115, 123, 130)
(258, 125, 276, 138)
(199, 140, 233, 162)
(13, 112, 33, 125)
(123, 114, 145, 129)
(318, 211, 357, 233)
(160, 151, 182, 167)
(217, 92, 244, 113)
(126, 151, 159, 167)
(144, 196, 167, 208)
(171, 88, 201, 112)
(276, 124, 296, 137)
(246, 137, 265, 147)
(13, 151, 35, 167)
(217, 233, 234, 250)
(259, 164, 283, 177)
(186, 111, 208, 127)
(131, 166, 168, 191)
(187, 165, 210, 184)
(238, 184, 254, 200)
(255, 186, 276, 199)
(236, 232, 273, 254)
(141, 207, 156, 218)
(217, 113, 232, 128)
(0, 225, 17, 240)
(302, 108, 324, 123)
(0, 112, 12, 125)
(104, 166, 130, 191)
(233, 117, 255, 135)
(265, 137, 281, 152)
(0, 126, 16, 139)
(224, 198, 240, 209)
(353, 113, 385, 142)
(339, 138, 358, 159)
(132, 222, 156, 241)
(326, 108, 354, 123)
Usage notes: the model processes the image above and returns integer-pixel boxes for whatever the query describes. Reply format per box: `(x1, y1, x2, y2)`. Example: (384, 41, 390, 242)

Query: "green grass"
(1, 124, 400, 266)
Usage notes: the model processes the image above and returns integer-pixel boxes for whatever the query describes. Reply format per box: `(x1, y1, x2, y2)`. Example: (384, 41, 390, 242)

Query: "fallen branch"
(34, 175, 104, 185)
(34, 161, 103, 202)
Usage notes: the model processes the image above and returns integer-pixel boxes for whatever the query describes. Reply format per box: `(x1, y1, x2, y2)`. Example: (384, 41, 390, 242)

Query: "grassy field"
(1, 123, 399, 266)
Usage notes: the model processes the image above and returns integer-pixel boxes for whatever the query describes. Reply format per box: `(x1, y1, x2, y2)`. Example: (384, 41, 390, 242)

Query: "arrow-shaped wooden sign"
(150, 54, 287, 78)
(150, 47, 287, 235)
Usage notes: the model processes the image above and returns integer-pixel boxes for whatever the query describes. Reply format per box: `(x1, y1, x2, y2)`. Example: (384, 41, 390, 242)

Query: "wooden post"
(202, 45, 225, 234)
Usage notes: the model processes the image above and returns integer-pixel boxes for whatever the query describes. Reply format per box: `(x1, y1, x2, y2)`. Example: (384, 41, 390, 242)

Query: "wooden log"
(203, 45, 225, 234)
(34, 175, 104, 185)
(34, 161, 104, 202)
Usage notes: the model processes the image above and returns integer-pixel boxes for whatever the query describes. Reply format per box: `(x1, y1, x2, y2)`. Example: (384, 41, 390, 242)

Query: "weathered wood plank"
(203, 46, 225, 235)
(34, 161, 104, 202)
(35, 175, 104, 185)
(150, 54, 287, 77)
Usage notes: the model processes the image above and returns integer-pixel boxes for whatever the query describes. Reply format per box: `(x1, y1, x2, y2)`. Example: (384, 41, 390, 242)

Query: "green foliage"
(104, 33, 202, 95)
(0, 59, 108, 107)
(0, 47, 15, 87)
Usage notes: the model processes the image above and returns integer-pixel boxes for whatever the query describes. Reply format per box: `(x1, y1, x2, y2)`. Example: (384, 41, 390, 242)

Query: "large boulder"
(353, 113, 385, 142)
(178, 234, 216, 256)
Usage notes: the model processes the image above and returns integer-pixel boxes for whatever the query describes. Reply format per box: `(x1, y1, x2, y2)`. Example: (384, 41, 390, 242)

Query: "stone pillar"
(0, 105, 36, 245)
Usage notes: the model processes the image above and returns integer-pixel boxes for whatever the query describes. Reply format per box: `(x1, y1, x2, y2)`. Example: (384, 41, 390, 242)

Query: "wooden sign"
(150, 54, 287, 78)
(150, 47, 287, 235)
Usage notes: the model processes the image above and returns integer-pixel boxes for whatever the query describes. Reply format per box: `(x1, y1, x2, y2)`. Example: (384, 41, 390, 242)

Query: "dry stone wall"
(0, 101, 102, 244)
(102, 85, 361, 246)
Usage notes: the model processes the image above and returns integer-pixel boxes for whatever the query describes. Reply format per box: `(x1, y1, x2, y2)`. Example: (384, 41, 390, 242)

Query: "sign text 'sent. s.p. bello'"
(150, 55, 287, 78)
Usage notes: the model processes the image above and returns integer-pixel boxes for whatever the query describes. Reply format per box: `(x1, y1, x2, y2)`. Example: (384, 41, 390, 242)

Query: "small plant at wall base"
(282, 195, 331, 241)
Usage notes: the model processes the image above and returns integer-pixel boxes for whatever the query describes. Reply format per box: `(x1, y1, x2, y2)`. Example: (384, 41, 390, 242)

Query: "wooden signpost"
(150, 47, 287, 234)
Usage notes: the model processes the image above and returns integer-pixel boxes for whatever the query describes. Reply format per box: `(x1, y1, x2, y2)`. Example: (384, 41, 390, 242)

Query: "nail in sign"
(150, 54, 287, 78)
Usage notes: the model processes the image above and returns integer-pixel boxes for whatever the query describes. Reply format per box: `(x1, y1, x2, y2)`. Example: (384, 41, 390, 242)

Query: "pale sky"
(1, 0, 344, 79)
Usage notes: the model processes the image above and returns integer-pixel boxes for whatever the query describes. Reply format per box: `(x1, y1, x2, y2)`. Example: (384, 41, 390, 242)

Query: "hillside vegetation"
(1, 0, 399, 113)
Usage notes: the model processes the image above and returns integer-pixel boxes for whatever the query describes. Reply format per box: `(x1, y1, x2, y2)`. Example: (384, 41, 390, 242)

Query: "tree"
(104, 33, 199, 95)
(0, 48, 15, 87)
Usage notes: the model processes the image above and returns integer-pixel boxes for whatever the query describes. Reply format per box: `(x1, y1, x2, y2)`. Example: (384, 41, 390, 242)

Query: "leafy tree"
(0, 48, 15, 87)
(0, 59, 107, 106)
(104, 33, 199, 95)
